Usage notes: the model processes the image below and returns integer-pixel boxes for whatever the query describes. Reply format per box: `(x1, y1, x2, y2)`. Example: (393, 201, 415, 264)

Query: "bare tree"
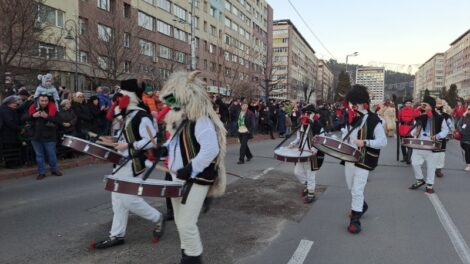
(0, 0, 64, 97)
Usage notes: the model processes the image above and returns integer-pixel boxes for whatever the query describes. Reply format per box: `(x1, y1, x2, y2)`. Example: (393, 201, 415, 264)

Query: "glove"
(177, 163, 193, 181)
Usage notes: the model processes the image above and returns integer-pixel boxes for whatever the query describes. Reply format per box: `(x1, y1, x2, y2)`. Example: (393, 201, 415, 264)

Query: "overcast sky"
(268, 0, 470, 72)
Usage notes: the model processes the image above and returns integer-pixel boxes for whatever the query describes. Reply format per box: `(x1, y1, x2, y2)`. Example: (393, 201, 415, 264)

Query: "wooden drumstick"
(146, 126, 158, 148)
(96, 140, 118, 147)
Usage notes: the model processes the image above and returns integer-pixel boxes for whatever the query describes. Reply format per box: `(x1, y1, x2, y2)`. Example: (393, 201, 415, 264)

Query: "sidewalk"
(0, 133, 278, 181)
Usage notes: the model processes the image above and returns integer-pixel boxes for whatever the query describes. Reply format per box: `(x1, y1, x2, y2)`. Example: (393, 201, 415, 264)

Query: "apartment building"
(445, 29, 470, 98)
(413, 53, 445, 100)
(271, 19, 317, 102)
(355, 67, 385, 105)
(316, 60, 334, 103)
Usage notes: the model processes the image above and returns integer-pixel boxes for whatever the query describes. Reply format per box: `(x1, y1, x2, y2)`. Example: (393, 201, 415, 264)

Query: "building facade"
(271, 19, 317, 102)
(355, 67, 385, 105)
(316, 60, 334, 103)
(445, 29, 470, 98)
(413, 53, 445, 100)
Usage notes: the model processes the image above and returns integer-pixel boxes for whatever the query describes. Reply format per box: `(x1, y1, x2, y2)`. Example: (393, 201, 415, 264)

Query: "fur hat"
(346, 85, 370, 104)
(422, 96, 436, 108)
(37, 73, 53, 87)
(403, 97, 413, 104)
(120, 79, 143, 99)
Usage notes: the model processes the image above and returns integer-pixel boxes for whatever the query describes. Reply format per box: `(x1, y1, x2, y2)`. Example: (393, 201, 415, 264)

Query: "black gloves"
(177, 163, 193, 181)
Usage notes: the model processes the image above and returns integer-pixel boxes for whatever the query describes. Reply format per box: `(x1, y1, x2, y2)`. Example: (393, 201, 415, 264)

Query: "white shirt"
(342, 111, 387, 150)
(117, 110, 156, 157)
(411, 118, 449, 140)
(167, 117, 220, 179)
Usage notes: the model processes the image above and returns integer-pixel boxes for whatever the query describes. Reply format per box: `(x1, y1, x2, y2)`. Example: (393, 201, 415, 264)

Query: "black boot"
(180, 250, 203, 264)
(152, 216, 165, 241)
(361, 201, 368, 217)
(93, 236, 125, 249)
(347, 211, 362, 234)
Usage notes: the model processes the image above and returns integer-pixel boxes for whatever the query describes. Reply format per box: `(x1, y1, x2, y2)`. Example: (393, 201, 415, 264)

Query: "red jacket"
(398, 106, 414, 136)
(453, 105, 466, 117)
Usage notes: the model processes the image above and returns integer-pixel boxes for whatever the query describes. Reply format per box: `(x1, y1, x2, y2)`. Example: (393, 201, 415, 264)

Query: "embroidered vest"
(179, 121, 218, 185)
(355, 113, 381, 171)
(123, 111, 151, 176)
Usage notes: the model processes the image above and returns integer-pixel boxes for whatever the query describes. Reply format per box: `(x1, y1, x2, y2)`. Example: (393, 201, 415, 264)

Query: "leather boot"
(347, 211, 362, 234)
(180, 250, 203, 264)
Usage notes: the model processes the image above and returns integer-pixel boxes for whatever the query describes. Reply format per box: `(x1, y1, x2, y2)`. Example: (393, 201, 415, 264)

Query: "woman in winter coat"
(57, 99, 77, 136)
(72, 92, 93, 139)
(458, 106, 470, 171)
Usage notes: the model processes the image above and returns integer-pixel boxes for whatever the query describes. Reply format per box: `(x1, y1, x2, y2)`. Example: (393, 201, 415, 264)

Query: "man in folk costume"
(343, 85, 387, 234)
(408, 96, 449, 194)
(93, 79, 164, 249)
(433, 98, 453, 178)
(398, 98, 415, 164)
(288, 104, 324, 203)
(158, 71, 226, 264)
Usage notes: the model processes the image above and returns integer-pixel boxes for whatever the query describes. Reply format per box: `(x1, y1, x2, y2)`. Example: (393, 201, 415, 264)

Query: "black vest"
(307, 120, 325, 170)
(179, 121, 218, 185)
(123, 110, 151, 176)
(431, 111, 447, 152)
(355, 113, 381, 171)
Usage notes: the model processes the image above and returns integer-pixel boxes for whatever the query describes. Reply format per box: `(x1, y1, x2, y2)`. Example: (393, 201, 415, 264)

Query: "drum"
(401, 138, 442, 150)
(62, 135, 124, 164)
(274, 147, 314, 163)
(104, 175, 183, 197)
(312, 135, 362, 163)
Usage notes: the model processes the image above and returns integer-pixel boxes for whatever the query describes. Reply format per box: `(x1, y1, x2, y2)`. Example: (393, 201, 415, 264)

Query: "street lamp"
(345, 51, 359, 74)
(64, 19, 79, 91)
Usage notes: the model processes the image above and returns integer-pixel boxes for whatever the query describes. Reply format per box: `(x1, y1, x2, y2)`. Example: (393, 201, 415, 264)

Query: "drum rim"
(105, 176, 183, 186)
(63, 135, 123, 156)
(314, 135, 357, 149)
(274, 147, 314, 158)
(313, 144, 360, 162)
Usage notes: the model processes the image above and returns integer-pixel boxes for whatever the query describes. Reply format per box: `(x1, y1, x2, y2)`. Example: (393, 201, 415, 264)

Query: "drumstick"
(146, 126, 158, 148)
(155, 164, 176, 175)
(96, 140, 118, 147)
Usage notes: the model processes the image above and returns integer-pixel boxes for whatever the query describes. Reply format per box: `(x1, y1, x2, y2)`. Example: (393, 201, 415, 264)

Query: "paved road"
(1, 137, 470, 264)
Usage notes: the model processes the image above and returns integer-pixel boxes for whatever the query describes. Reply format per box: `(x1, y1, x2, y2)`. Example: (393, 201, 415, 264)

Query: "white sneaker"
(465, 165, 470, 171)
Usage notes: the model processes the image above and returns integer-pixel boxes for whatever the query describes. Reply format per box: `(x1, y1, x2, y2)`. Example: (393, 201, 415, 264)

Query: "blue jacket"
(98, 92, 112, 110)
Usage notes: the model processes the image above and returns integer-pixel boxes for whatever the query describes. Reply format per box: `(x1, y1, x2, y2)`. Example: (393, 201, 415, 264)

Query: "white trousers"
(344, 162, 369, 212)
(171, 183, 209, 257)
(294, 162, 316, 192)
(435, 152, 445, 169)
(110, 164, 161, 237)
(411, 149, 438, 185)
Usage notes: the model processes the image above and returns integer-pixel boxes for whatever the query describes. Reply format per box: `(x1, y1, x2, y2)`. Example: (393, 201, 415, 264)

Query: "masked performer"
(343, 85, 387, 234)
(408, 96, 449, 193)
(159, 71, 227, 264)
(93, 79, 164, 249)
(288, 105, 324, 203)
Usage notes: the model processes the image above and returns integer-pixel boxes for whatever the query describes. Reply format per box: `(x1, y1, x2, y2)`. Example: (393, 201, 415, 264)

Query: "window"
(239, 57, 244, 65)
(138, 11, 155, 31)
(231, 21, 238, 32)
(203, 59, 208, 70)
(157, 0, 170, 12)
(124, 32, 130, 48)
(210, 6, 216, 17)
(225, 1, 231, 11)
(203, 21, 207, 32)
(123, 3, 131, 18)
(174, 28, 187, 42)
(224, 51, 230, 61)
(35, 42, 64, 59)
(124, 61, 131, 73)
(97, 0, 110, 11)
(209, 44, 215, 54)
(210, 25, 217, 36)
(160, 68, 171, 79)
(174, 51, 185, 63)
(194, 16, 199, 29)
(98, 56, 114, 70)
(139, 39, 156, 57)
(79, 17, 88, 35)
(173, 5, 187, 21)
(79, 51, 88, 63)
(231, 54, 237, 62)
(157, 20, 172, 36)
(143, 0, 155, 5)
(225, 17, 231, 28)
(97, 24, 112, 42)
(159, 45, 172, 59)
(37, 4, 64, 27)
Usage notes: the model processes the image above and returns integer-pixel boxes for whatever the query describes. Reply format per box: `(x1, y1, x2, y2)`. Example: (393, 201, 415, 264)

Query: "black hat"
(422, 96, 436, 108)
(346, 85, 370, 104)
(302, 104, 316, 114)
(403, 97, 413, 104)
(120, 79, 143, 98)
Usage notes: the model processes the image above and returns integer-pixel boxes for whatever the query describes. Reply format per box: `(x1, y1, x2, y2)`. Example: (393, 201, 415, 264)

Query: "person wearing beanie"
(398, 98, 415, 164)
(408, 96, 449, 194)
(342, 85, 387, 234)
(31, 73, 60, 117)
(93, 79, 164, 250)
(287, 104, 324, 203)
(142, 85, 158, 113)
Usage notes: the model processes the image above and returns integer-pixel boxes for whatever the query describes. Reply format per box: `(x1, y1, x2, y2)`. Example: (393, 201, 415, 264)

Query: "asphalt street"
(1, 137, 470, 264)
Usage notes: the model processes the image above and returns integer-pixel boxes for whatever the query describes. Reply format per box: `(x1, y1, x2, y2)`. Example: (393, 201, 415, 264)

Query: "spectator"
(107, 93, 124, 137)
(27, 94, 62, 180)
(33, 73, 60, 117)
(277, 104, 287, 138)
(291, 105, 301, 128)
(142, 86, 158, 113)
(237, 103, 254, 164)
(88, 95, 102, 134)
(453, 99, 466, 130)
(72, 92, 93, 139)
(57, 99, 77, 136)
(228, 99, 241, 137)
(458, 106, 470, 171)
(0, 95, 23, 168)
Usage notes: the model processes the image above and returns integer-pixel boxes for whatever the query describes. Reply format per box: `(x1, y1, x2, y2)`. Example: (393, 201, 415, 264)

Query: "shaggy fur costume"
(160, 70, 227, 197)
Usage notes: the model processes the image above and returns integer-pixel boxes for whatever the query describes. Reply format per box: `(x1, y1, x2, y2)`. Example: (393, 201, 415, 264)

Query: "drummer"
(93, 79, 165, 249)
(408, 96, 449, 194)
(342, 85, 387, 234)
(288, 104, 324, 203)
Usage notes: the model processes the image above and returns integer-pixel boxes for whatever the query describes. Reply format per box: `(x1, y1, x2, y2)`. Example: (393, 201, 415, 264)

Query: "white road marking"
(287, 239, 314, 264)
(253, 167, 274, 180)
(428, 193, 470, 264)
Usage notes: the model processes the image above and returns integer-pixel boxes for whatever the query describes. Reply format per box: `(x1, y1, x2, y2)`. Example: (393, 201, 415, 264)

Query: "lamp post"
(345, 51, 359, 83)
(64, 19, 79, 91)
